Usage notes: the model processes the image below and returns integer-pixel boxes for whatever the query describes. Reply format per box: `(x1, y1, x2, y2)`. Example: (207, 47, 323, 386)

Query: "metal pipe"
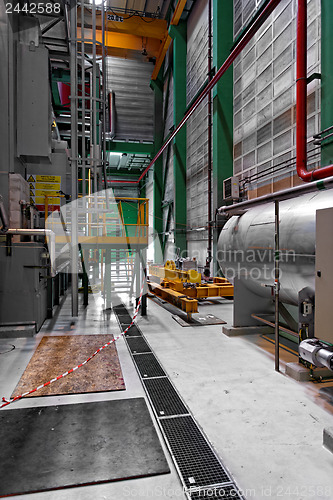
(0, 196, 9, 234)
(92, 0, 98, 197)
(6, 229, 56, 277)
(101, 0, 109, 208)
(111, 0, 283, 184)
(206, 0, 213, 272)
(218, 175, 333, 215)
(70, 0, 79, 316)
(274, 200, 280, 372)
(296, 0, 333, 181)
(81, 0, 86, 200)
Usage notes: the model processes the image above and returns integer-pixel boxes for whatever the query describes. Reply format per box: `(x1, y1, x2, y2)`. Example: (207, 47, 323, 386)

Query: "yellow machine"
(148, 261, 233, 320)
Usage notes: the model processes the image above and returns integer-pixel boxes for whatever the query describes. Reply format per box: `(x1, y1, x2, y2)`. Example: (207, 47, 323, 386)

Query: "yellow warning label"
(27, 175, 36, 182)
(35, 175, 61, 183)
(30, 197, 35, 204)
(36, 196, 60, 205)
(30, 189, 34, 196)
(35, 183, 61, 192)
(35, 190, 60, 198)
(29, 183, 35, 189)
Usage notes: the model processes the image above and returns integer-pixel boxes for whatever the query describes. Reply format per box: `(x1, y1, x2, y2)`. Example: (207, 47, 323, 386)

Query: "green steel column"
(212, 0, 233, 275)
(321, 0, 333, 166)
(151, 77, 164, 263)
(171, 22, 187, 256)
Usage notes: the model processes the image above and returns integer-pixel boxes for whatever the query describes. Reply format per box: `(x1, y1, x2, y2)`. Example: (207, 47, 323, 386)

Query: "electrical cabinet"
(0, 242, 48, 331)
(315, 207, 333, 344)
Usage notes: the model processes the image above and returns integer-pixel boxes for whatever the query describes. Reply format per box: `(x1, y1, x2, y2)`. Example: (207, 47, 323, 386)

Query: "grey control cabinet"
(0, 242, 48, 331)
(315, 207, 333, 344)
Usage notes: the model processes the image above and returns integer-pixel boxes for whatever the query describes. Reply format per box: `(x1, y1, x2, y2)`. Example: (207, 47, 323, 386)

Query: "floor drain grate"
(112, 302, 244, 499)
(143, 378, 189, 417)
(123, 325, 142, 337)
(126, 336, 151, 354)
(133, 353, 166, 378)
(160, 416, 232, 489)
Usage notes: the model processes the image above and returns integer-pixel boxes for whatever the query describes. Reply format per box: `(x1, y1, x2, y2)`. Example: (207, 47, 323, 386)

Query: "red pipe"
(296, 0, 333, 181)
(111, 0, 282, 184)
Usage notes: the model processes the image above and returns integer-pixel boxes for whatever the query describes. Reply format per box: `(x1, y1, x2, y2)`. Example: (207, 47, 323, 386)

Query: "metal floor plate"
(143, 377, 189, 417)
(160, 416, 231, 489)
(126, 336, 152, 354)
(133, 353, 166, 378)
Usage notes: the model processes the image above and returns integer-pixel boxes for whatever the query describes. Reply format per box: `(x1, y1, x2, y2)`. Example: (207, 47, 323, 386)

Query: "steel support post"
(171, 22, 187, 257)
(274, 200, 280, 372)
(54, 273, 60, 306)
(70, 0, 79, 316)
(47, 277, 53, 319)
(105, 248, 111, 309)
(212, 0, 233, 275)
(151, 77, 164, 263)
(321, 0, 333, 166)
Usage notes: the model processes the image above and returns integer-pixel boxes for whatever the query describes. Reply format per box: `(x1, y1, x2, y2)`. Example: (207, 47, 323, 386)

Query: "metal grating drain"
(113, 303, 243, 499)
(143, 378, 189, 417)
(116, 314, 133, 324)
(123, 324, 142, 337)
(126, 336, 151, 354)
(133, 353, 166, 378)
(160, 416, 231, 489)
(189, 485, 243, 500)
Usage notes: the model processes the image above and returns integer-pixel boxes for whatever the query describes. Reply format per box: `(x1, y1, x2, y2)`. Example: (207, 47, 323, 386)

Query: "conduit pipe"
(218, 175, 333, 215)
(6, 229, 56, 277)
(111, 0, 283, 185)
(296, 0, 333, 181)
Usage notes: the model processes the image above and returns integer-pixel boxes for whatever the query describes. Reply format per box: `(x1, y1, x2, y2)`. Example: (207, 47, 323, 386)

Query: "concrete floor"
(1, 291, 333, 500)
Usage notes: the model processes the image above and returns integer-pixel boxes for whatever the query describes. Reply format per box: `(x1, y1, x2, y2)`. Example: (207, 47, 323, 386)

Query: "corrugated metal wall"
(233, 0, 321, 192)
(105, 56, 155, 142)
(186, 0, 209, 263)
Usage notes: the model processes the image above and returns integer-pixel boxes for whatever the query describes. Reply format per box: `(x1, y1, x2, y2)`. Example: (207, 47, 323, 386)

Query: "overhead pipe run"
(111, 0, 283, 185)
(296, 0, 333, 181)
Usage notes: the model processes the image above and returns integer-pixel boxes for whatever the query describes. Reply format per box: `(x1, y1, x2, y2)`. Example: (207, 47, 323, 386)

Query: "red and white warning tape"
(1, 283, 145, 409)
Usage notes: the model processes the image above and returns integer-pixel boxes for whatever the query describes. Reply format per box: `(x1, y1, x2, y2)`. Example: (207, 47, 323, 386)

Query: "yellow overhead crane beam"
(78, 27, 162, 58)
(78, 8, 167, 40)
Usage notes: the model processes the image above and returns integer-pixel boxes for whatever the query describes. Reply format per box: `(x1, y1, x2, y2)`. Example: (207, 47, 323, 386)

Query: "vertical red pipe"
(296, 0, 333, 181)
(206, 0, 213, 271)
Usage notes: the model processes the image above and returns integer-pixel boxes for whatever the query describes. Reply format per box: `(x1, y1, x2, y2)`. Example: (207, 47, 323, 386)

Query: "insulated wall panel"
(105, 57, 154, 142)
(233, 0, 321, 192)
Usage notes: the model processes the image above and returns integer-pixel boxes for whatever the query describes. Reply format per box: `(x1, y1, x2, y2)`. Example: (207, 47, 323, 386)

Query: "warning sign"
(27, 173, 62, 213)
(36, 175, 61, 183)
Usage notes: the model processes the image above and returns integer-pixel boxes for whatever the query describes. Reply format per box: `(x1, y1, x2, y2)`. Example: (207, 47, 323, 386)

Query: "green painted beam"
(321, 0, 333, 166)
(151, 76, 164, 263)
(106, 141, 154, 155)
(171, 21, 187, 256)
(212, 0, 233, 274)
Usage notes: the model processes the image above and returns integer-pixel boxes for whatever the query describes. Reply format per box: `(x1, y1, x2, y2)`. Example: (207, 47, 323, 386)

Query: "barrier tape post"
(1, 281, 145, 409)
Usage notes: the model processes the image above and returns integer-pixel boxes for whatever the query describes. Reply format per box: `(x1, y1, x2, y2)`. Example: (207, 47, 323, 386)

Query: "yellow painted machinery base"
(148, 264, 234, 320)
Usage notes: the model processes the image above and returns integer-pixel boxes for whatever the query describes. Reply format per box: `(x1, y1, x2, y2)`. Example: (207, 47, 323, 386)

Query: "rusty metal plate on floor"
(11, 335, 125, 398)
(0, 398, 170, 497)
(172, 314, 227, 327)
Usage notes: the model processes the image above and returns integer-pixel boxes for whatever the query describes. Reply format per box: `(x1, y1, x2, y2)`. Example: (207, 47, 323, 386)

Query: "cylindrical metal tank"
(217, 190, 333, 305)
